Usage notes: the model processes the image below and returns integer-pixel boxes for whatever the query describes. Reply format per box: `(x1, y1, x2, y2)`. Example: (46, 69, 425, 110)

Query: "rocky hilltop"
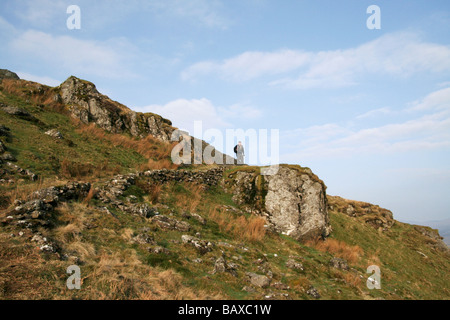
(0, 69, 449, 300)
(57, 76, 174, 141)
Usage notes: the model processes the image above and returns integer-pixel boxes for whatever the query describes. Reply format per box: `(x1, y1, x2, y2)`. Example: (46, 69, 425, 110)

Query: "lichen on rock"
(226, 165, 332, 242)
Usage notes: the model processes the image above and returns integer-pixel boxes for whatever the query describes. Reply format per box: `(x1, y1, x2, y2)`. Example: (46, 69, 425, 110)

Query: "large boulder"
(226, 165, 331, 242)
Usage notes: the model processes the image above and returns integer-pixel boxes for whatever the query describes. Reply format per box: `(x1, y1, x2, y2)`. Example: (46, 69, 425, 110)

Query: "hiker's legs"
(237, 153, 244, 165)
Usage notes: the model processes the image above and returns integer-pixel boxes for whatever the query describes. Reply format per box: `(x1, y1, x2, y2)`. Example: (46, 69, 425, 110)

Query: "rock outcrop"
(327, 195, 394, 231)
(0, 69, 20, 82)
(226, 165, 332, 242)
(56, 76, 174, 141)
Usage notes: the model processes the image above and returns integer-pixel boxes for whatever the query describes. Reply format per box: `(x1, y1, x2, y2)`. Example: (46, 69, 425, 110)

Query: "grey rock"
(306, 286, 321, 299)
(0, 153, 16, 161)
(329, 257, 349, 270)
(0, 69, 20, 81)
(132, 233, 156, 245)
(1, 105, 31, 117)
(149, 246, 170, 254)
(182, 211, 207, 225)
(0, 125, 10, 137)
(272, 282, 290, 290)
(245, 272, 271, 288)
(212, 254, 237, 276)
(125, 203, 157, 218)
(153, 215, 191, 232)
(45, 129, 63, 139)
(228, 166, 332, 242)
(181, 235, 214, 255)
(286, 258, 304, 271)
(58, 76, 173, 141)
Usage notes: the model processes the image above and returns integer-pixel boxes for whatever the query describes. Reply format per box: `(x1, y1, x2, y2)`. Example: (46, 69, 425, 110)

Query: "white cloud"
(181, 49, 311, 82)
(182, 32, 450, 89)
(409, 87, 450, 111)
(356, 107, 392, 119)
(10, 30, 138, 79)
(13, 0, 67, 29)
(136, 98, 262, 136)
(147, 0, 231, 29)
(281, 87, 450, 161)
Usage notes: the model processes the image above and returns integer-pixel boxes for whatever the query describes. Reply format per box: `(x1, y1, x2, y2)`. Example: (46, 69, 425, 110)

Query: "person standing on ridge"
(234, 141, 245, 165)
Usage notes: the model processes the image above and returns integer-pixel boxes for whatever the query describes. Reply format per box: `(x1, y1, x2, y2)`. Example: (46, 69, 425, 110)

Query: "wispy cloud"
(136, 98, 261, 135)
(356, 107, 393, 119)
(281, 87, 450, 161)
(10, 30, 139, 79)
(181, 50, 311, 82)
(149, 0, 232, 29)
(182, 32, 450, 89)
(409, 87, 450, 111)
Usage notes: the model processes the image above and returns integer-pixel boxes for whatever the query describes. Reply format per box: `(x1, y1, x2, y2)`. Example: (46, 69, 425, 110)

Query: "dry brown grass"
(78, 250, 220, 300)
(59, 158, 122, 180)
(206, 205, 266, 242)
(0, 233, 56, 299)
(1, 79, 66, 111)
(82, 187, 97, 206)
(138, 158, 177, 171)
(307, 238, 363, 264)
(174, 184, 204, 213)
(0, 177, 68, 212)
(53, 203, 96, 259)
(76, 123, 178, 170)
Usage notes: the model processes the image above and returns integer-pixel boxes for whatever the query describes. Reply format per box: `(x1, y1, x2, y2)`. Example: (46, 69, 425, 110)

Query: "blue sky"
(1, 0, 449, 222)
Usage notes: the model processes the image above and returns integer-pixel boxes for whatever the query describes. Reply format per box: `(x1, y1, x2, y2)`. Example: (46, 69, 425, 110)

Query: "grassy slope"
(0, 81, 449, 300)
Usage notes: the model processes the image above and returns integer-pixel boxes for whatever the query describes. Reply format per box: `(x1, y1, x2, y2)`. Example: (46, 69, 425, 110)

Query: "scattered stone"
(149, 246, 170, 254)
(45, 129, 63, 139)
(212, 254, 237, 277)
(329, 257, 349, 270)
(5, 181, 91, 229)
(143, 167, 224, 188)
(0, 139, 6, 154)
(124, 203, 157, 218)
(306, 286, 321, 299)
(218, 241, 234, 248)
(181, 235, 214, 255)
(286, 258, 304, 271)
(242, 286, 255, 293)
(245, 272, 271, 288)
(31, 234, 59, 253)
(6, 162, 38, 180)
(0, 125, 10, 137)
(1, 153, 16, 162)
(272, 282, 290, 290)
(153, 215, 191, 232)
(416, 251, 428, 258)
(132, 233, 156, 245)
(182, 211, 207, 225)
(0, 105, 37, 122)
(127, 195, 138, 203)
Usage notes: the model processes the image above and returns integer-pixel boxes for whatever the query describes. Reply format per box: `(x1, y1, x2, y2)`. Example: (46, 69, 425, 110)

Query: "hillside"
(0, 70, 449, 300)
